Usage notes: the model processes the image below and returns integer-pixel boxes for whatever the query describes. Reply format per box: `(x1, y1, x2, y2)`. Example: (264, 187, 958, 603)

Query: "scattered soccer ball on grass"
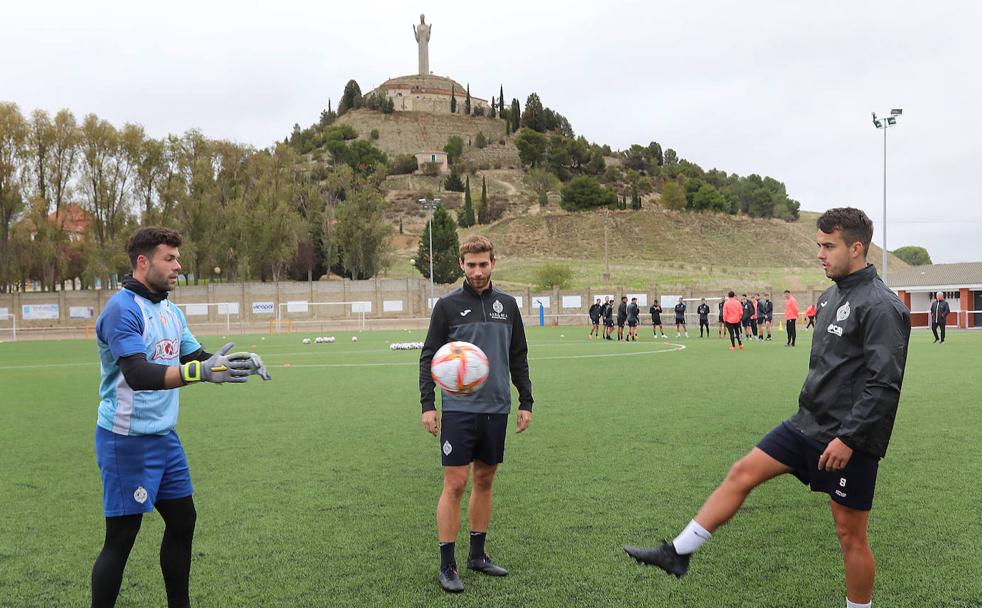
(352, 336, 358, 343)
(431, 341, 490, 396)
(302, 338, 312, 345)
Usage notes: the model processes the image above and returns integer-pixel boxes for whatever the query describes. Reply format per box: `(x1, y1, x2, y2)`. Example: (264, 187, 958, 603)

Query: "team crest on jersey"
(151, 338, 180, 360)
(133, 486, 148, 504)
(490, 299, 508, 320)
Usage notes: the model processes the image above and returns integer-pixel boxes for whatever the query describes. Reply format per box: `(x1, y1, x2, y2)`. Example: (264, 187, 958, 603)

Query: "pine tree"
(477, 176, 489, 224)
(459, 177, 475, 227)
(450, 87, 457, 113)
(464, 84, 471, 115)
(416, 204, 463, 284)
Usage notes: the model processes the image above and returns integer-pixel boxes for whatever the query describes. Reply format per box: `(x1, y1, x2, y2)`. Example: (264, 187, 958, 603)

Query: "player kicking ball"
(625, 209, 910, 608)
(90, 227, 270, 608)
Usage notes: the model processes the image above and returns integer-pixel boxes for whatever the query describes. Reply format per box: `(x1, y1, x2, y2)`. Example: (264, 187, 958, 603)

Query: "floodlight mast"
(418, 197, 440, 306)
(872, 108, 902, 285)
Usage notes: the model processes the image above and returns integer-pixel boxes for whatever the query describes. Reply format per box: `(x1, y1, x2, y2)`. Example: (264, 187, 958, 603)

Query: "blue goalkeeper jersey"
(96, 288, 201, 436)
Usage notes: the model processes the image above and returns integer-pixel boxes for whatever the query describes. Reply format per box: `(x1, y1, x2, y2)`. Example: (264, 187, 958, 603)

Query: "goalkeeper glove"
(181, 342, 251, 384)
(228, 351, 272, 381)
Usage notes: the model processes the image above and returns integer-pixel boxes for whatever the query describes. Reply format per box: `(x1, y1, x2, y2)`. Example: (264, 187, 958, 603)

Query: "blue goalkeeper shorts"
(95, 426, 194, 517)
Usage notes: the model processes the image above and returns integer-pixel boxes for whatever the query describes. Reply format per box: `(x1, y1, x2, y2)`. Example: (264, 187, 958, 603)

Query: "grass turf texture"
(1, 328, 980, 607)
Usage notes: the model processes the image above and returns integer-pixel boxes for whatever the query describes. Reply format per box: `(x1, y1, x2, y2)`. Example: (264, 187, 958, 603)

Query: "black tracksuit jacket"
(790, 264, 911, 458)
(420, 281, 533, 415)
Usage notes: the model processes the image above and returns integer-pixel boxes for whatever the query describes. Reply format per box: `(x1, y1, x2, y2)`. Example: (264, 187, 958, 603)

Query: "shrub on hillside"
(389, 154, 418, 175)
(560, 176, 618, 211)
(534, 263, 574, 289)
(475, 131, 488, 149)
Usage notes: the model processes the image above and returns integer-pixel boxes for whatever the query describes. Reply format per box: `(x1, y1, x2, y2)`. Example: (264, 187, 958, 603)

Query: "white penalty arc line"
(280, 344, 686, 369)
(0, 344, 686, 372)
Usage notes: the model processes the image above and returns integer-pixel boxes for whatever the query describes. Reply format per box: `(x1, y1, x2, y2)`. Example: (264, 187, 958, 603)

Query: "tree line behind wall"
(0, 103, 393, 293)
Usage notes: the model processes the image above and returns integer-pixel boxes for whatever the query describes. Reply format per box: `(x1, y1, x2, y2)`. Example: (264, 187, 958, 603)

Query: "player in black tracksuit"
(588, 298, 602, 339)
(616, 297, 628, 341)
(697, 300, 711, 337)
(760, 294, 774, 341)
(602, 298, 615, 340)
(419, 236, 534, 593)
(740, 295, 754, 340)
(717, 298, 725, 338)
(626, 208, 911, 608)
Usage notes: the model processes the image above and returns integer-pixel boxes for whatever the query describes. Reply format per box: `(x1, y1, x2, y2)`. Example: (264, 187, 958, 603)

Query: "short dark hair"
(127, 226, 182, 269)
(784, 289, 791, 294)
(817, 207, 873, 257)
(728, 290, 735, 298)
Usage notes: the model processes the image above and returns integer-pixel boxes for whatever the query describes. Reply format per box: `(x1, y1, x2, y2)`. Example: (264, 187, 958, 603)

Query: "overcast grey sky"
(6, 1, 981, 263)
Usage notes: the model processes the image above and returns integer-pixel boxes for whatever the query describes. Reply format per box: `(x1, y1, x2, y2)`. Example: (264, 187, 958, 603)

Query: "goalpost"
(0, 309, 16, 341)
(275, 301, 372, 333)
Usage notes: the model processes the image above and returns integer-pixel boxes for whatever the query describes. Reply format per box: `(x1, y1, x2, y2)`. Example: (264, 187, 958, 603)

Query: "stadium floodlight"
(419, 197, 440, 306)
(872, 108, 903, 285)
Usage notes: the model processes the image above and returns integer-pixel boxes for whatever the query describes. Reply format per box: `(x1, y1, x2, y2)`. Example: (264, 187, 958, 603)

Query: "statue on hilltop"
(413, 14, 431, 75)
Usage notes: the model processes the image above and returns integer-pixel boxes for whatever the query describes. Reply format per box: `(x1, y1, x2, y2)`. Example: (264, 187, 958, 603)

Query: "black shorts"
(590, 317, 600, 325)
(757, 420, 879, 511)
(742, 319, 752, 328)
(604, 319, 614, 327)
(675, 317, 685, 325)
(627, 319, 638, 327)
(440, 411, 508, 467)
(617, 319, 626, 327)
(651, 317, 661, 325)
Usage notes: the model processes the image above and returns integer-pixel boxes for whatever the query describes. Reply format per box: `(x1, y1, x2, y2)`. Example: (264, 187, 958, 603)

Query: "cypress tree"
(464, 84, 472, 115)
(499, 85, 505, 115)
(510, 98, 521, 133)
(490, 96, 497, 119)
(459, 177, 475, 227)
(478, 176, 489, 224)
(450, 87, 457, 113)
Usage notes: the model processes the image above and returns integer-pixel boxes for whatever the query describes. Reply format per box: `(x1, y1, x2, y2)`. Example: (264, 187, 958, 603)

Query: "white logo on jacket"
(490, 299, 508, 320)
(460, 309, 471, 317)
(836, 301, 851, 322)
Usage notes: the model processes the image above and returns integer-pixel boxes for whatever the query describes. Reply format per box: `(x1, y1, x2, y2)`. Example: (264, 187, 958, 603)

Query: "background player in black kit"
(649, 301, 666, 339)
(674, 297, 688, 338)
(588, 297, 602, 339)
(616, 296, 628, 341)
(696, 298, 711, 337)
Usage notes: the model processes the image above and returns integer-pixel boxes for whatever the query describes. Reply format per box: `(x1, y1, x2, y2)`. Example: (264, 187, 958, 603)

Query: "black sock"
(469, 532, 487, 559)
(440, 542, 456, 571)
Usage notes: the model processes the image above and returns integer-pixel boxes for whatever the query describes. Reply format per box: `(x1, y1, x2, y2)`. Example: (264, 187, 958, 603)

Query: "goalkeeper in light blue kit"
(90, 227, 270, 608)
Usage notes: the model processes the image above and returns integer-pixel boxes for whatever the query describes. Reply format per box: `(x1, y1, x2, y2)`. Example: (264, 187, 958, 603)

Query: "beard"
(146, 266, 176, 292)
(467, 275, 489, 291)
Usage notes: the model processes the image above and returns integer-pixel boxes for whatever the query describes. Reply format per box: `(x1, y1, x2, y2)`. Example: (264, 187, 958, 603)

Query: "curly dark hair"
(126, 226, 183, 269)
(816, 207, 873, 257)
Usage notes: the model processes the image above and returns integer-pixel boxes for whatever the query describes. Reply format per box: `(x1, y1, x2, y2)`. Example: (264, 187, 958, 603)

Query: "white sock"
(846, 600, 871, 608)
(672, 520, 712, 555)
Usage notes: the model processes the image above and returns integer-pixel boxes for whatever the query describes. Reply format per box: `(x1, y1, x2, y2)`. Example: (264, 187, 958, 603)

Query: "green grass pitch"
(1, 327, 980, 607)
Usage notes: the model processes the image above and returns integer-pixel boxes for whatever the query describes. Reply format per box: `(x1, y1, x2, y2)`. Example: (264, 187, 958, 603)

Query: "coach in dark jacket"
(930, 292, 950, 343)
